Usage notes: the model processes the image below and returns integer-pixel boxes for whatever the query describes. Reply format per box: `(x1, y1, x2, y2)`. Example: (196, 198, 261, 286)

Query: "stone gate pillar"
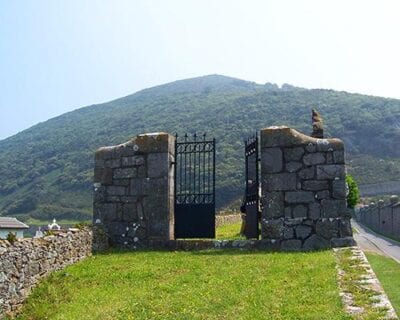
(92, 132, 175, 250)
(260, 126, 354, 250)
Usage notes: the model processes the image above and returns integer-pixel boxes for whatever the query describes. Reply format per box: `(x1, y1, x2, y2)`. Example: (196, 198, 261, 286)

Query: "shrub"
(346, 174, 360, 209)
(6, 232, 17, 244)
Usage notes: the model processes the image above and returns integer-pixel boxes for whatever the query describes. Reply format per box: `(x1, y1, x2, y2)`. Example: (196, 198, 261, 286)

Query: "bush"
(346, 174, 360, 209)
(6, 232, 17, 244)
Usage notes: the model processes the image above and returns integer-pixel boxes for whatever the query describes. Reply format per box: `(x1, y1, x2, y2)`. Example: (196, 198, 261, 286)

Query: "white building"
(0, 217, 29, 239)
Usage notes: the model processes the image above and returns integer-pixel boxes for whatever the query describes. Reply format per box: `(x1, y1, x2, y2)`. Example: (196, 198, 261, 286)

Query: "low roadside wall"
(215, 214, 242, 228)
(0, 228, 92, 317)
(357, 199, 400, 240)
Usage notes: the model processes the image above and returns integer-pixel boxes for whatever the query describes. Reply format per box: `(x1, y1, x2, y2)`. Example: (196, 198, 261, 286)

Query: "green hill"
(0, 75, 399, 222)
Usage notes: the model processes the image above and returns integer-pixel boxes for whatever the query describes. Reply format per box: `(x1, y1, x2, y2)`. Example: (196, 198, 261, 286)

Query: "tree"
(346, 174, 360, 209)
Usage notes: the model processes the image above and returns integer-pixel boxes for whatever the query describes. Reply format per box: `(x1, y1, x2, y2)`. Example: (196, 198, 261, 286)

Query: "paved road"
(352, 220, 400, 263)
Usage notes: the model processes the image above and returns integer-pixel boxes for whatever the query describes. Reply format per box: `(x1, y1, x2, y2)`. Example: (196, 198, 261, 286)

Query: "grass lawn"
(215, 222, 244, 240)
(15, 249, 350, 320)
(366, 253, 400, 315)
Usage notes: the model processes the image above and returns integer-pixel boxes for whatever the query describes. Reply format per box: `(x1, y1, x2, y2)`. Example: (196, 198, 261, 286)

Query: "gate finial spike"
(193, 132, 197, 141)
(203, 132, 206, 141)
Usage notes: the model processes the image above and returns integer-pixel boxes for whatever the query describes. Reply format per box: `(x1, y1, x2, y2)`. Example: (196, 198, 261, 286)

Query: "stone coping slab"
(135, 238, 356, 251)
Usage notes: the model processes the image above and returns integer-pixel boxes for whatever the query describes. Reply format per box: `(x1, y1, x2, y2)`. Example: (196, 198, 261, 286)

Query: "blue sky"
(1, 0, 400, 140)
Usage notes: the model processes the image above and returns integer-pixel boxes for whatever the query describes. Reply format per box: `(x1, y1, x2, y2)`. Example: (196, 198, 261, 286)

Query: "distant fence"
(356, 196, 400, 240)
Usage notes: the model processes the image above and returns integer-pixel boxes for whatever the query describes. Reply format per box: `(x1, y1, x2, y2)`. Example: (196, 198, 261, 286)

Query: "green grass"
(15, 250, 350, 320)
(366, 253, 400, 315)
(334, 248, 389, 319)
(215, 222, 244, 240)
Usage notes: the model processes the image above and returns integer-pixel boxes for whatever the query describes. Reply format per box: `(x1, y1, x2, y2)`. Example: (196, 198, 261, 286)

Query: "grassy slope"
(366, 253, 400, 315)
(15, 250, 350, 320)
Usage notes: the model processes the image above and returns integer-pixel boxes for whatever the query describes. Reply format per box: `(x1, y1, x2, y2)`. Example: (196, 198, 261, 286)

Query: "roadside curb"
(334, 246, 398, 319)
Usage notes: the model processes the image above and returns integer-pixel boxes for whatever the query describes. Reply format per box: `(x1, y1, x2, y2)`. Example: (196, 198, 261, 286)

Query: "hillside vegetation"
(0, 75, 399, 221)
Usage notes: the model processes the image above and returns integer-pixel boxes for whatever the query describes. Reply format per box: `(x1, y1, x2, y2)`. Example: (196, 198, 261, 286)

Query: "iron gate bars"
(174, 133, 216, 238)
(244, 133, 260, 239)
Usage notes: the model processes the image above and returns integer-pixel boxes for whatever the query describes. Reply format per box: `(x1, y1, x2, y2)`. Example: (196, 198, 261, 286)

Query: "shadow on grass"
(92, 247, 334, 257)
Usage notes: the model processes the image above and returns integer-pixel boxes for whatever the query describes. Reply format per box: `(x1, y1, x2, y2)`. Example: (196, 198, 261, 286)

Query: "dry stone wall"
(215, 214, 242, 228)
(93, 132, 175, 249)
(260, 126, 354, 250)
(0, 228, 92, 317)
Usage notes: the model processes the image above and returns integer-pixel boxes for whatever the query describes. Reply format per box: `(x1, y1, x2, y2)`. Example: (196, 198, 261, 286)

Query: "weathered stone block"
(122, 203, 138, 221)
(96, 203, 117, 222)
(122, 155, 145, 167)
(316, 219, 338, 239)
(120, 196, 138, 203)
(94, 167, 113, 185)
(303, 153, 326, 166)
(315, 138, 344, 152)
(285, 191, 315, 203)
(305, 143, 317, 153)
(316, 165, 345, 180)
(93, 186, 106, 202)
(262, 192, 284, 218)
(113, 168, 137, 179)
(261, 126, 300, 148)
(339, 219, 353, 237)
(281, 239, 302, 251)
(295, 225, 312, 239)
(298, 167, 315, 180)
(283, 227, 294, 239)
(104, 158, 121, 168)
(302, 180, 329, 191)
(148, 153, 169, 178)
(129, 178, 148, 196)
(309, 202, 321, 219)
(331, 237, 356, 247)
(316, 190, 330, 200)
(113, 179, 130, 186)
(262, 219, 284, 238)
(284, 207, 292, 218)
(326, 152, 333, 164)
(261, 148, 283, 173)
(292, 205, 308, 218)
(286, 162, 303, 173)
(302, 234, 330, 250)
(321, 199, 347, 218)
(332, 180, 346, 199)
(333, 151, 345, 164)
(284, 147, 305, 161)
(106, 186, 126, 196)
(285, 218, 305, 226)
(263, 173, 297, 191)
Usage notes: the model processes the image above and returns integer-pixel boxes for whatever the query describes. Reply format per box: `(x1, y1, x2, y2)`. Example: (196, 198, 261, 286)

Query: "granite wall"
(357, 196, 400, 240)
(93, 132, 175, 249)
(0, 228, 92, 317)
(260, 126, 354, 250)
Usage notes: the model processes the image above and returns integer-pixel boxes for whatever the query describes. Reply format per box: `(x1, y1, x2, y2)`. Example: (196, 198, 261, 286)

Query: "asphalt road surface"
(352, 220, 400, 263)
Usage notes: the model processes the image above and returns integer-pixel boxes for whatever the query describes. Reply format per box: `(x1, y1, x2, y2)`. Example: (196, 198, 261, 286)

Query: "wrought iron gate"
(174, 134, 216, 238)
(243, 134, 260, 239)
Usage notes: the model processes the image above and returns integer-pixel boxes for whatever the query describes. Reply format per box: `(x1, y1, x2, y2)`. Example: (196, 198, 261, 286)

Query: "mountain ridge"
(0, 74, 399, 222)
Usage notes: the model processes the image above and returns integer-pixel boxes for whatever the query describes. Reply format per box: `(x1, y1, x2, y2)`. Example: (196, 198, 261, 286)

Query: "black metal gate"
(243, 134, 260, 239)
(174, 134, 216, 238)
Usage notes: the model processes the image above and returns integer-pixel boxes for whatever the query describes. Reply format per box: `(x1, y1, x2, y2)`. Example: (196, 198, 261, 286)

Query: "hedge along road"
(352, 220, 400, 263)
